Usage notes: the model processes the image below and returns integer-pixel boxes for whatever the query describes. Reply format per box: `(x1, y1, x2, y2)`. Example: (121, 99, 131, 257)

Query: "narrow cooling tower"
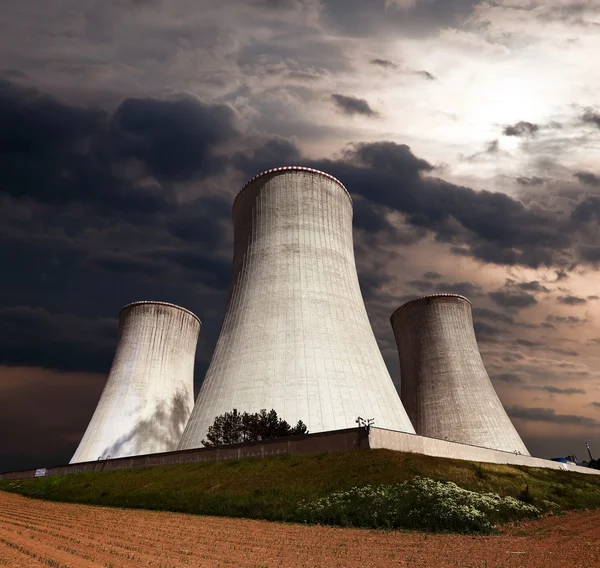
(70, 301, 200, 463)
(178, 166, 415, 449)
(391, 294, 529, 455)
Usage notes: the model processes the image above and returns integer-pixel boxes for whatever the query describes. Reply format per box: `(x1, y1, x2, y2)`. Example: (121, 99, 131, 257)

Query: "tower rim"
(390, 293, 472, 323)
(233, 166, 353, 211)
(120, 301, 201, 324)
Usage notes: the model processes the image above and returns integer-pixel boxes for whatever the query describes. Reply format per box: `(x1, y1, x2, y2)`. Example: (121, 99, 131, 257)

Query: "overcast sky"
(1, 0, 600, 471)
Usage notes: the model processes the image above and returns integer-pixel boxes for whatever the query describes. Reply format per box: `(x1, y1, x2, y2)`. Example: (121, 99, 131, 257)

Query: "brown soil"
(1, 490, 599, 567)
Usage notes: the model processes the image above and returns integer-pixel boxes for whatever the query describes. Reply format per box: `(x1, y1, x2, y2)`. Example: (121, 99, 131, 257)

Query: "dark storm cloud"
(414, 70, 437, 81)
(579, 245, 600, 262)
(516, 176, 545, 186)
(512, 340, 579, 357)
(321, 0, 481, 37)
(232, 137, 301, 178)
(331, 94, 378, 117)
(546, 346, 580, 357)
(472, 307, 514, 325)
(574, 171, 600, 186)
(515, 321, 538, 330)
(473, 321, 503, 343)
(370, 58, 397, 69)
(407, 279, 483, 297)
(582, 109, 600, 128)
(155, 251, 231, 290)
(518, 281, 550, 293)
(546, 314, 587, 325)
(167, 196, 232, 245)
(112, 95, 237, 182)
(502, 121, 539, 137)
(352, 199, 397, 234)
(0, 79, 238, 212)
(0, 306, 116, 373)
(85, 248, 231, 291)
(537, 2, 600, 22)
(85, 253, 164, 276)
(492, 372, 524, 384)
(358, 271, 392, 301)
(369, 58, 436, 80)
(464, 139, 499, 160)
(557, 295, 587, 305)
(247, 0, 310, 9)
(571, 196, 600, 224)
(507, 405, 600, 427)
(0, 79, 120, 208)
(486, 140, 499, 154)
(0, 77, 239, 386)
(531, 386, 586, 395)
(555, 269, 569, 281)
(423, 271, 442, 280)
(515, 338, 542, 348)
(309, 141, 572, 269)
(488, 290, 537, 309)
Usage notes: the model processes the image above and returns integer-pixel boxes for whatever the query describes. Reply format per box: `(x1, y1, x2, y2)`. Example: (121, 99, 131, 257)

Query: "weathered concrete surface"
(391, 294, 529, 455)
(2, 428, 370, 480)
(3, 427, 598, 481)
(70, 301, 200, 463)
(369, 428, 595, 475)
(179, 167, 415, 450)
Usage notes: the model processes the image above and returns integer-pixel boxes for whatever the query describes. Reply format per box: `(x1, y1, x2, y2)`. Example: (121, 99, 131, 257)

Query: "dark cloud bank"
(331, 93, 378, 117)
(1, 76, 599, 470)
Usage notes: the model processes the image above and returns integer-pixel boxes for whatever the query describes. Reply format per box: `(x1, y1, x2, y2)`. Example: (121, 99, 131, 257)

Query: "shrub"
(295, 477, 541, 534)
(202, 409, 308, 447)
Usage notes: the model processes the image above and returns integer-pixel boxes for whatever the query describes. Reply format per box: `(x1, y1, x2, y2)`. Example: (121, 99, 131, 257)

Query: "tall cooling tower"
(391, 294, 529, 455)
(178, 166, 415, 449)
(70, 301, 200, 463)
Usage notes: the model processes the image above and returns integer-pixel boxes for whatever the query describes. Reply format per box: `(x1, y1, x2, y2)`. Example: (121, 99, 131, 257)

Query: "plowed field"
(1, 490, 599, 567)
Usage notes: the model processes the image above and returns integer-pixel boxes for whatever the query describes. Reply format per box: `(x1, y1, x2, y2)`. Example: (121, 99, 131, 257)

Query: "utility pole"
(586, 441, 594, 462)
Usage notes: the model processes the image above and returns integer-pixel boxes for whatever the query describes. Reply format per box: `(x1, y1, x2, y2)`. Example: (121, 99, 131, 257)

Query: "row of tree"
(201, 408, 308, 447)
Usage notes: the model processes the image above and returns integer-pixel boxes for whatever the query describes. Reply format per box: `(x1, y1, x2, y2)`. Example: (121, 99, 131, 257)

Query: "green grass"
(1, 449, 600, 523)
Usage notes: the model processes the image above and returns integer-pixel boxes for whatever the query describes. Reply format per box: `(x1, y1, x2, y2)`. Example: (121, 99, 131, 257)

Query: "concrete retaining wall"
(0, 427, 369, 481)
(368, 427, 600, 476)
(2, 426, 598, 481)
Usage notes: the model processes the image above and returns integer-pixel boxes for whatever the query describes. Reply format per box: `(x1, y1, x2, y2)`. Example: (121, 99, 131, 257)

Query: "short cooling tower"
(70, 301, 200, 463)
(178, 166, 415, 449)
(391, 294, 529, 454)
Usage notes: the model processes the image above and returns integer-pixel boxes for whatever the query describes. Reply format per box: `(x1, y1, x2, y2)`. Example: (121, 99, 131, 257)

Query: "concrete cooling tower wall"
(70, 301, 200, 463)
(390, 294, 529, 455)
(178, 166, 415, 449)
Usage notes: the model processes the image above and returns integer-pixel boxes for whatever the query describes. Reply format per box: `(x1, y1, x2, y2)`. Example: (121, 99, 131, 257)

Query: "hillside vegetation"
(2, 449, 600, 532)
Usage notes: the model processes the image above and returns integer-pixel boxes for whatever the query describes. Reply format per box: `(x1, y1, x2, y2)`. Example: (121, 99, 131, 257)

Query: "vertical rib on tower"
(178, 167, 415, 448)
(70, 301, 200, 463)
(391, 294, 529, 454)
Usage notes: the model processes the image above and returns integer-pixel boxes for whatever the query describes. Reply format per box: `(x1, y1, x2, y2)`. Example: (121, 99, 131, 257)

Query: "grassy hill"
(2, 450, 600, 524)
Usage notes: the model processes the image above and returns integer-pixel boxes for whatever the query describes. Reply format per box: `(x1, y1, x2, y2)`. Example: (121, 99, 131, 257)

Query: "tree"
(201, 408, 308, 447)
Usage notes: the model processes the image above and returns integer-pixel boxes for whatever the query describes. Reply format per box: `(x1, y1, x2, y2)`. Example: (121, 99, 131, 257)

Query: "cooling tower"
(70, 301, 200, 463)
(391, 294, 529, 455)
(178, 166, 415, 449)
